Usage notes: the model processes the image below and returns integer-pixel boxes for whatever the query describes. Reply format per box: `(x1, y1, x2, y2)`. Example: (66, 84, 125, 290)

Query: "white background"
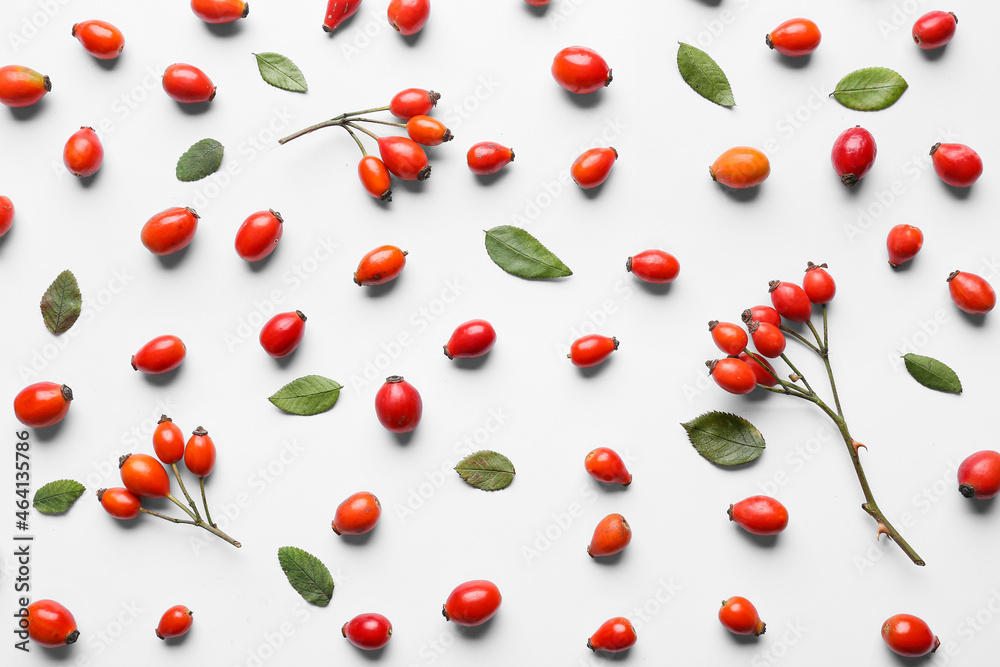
(3, 0, 1000, 665)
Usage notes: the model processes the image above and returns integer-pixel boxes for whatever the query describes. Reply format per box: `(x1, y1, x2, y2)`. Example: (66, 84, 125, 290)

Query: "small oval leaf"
(269, 375, 342, 415)
(677, 42, 735, 107)
(254, 52, 308, 93)
(455, 450, 516, 490)
(484, 226, 572, 280)
(831, 67, 908, 111)
(277, 546, 334, 606)
(176, 138, 224, 182)
(682, 412, 765, 466)
(40, 269, 82, 335)
(902, 353, 962, 394)
(33, 480, 86, 514)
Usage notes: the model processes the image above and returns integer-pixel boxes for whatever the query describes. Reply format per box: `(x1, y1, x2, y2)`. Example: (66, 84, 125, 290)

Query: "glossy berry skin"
(525, 0, 551, 5)
(332, 491, 382, 535)
(358, 156, 392, 201)
(710, 147, 770, 189)
(930, 143, 982, 188)
(587, 617, 636, 653)
(354, 245, 407, 286)
(184, 427, 216, 478)
(153, 415, 185, 464)
(389, 88, 439, 119)
(958, 451, 1000, 499)
(551, 46, 612, 94)
(626, 249, 679, 284)
(912, 11, 957, 50)
(0, 65, 51, 107)
(63, 127, 103, 178)
(407, 115, 452, 146)
(27, 600, 79, 648)
(141, 206, 199, 256)
(156, 605, 193, 640)
(831, 126, 877, 187)
(572, 147, 617, 189)
(769, 280, 812, 322)
(442, 580, 501, 626)
(749, 321, 785, 358)
(387, 0, 430, 35)
(375, 376, 422, 433)
(14, 382, 73, 428)
(98, 487, 142, 520)
(708, 358, 757, 395)
(743, 306, 781, 328)
(259, 310, 306, 358)
(467, 142, 514, 176)
(120, 453, 171, 498)
(72, 20, 125, 59)
(585, 447, 631, 485)
(235, 209, 283, 262)
(766, 18, 821, 57)
(947, 271, 995, 315)
(191, 0, 248, 23)
(444, 319, 496, 359)
(324, 0, 361, 32)
(739, 352, 777, 387)
(802, 262, 836, 304)
(719, 597, 765, 636)
(378, 136, 430, 181)
(132, 335, 186, 374)
(709, 321, 748, 357)
(343, 613, 392, 650)
(588, 513, 631, 557)
(729, 495, 788, 535)
(0, 195, 12, 238)
(569, 334, 618, 368)
(882, 614, 940, 657)
(162, 64, 216, 104)
(886, 224, 923, 268)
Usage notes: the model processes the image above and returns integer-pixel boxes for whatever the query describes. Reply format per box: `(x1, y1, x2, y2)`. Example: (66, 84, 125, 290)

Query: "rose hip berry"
(444, 319, 496, 359)
(0, 195, 12, 239)
(738, 352, 778, 387)
(569, 334, 618, 368)
(710, 147, 770, 189)
(332, 491, 382, 535)
(766, 18, 821, 57)
(259, 310, 306, 358)
(27, 600, 79, 648)
(387, 0, 430, 35)
(354, 245, 407, 286)
(442, 580, 501, 626)
(63, 127, 103, 178)
(324, 0, 361, 32)
(343, 613, 392, 650)
(588, 513, 631, 557)
(235, 209, 283, 262)
(802, 262, 836, 304)
(358, 156, 392, 201)
(184, 427, 216, 478)
(14, 382, 73, 428)
(72, 20, 125, 59)
(709, 321, 748, 357)
(467, 142, 514, 176)
(743, 305, 781, 328)
(162, 64, 216, 104)
(551, 46, 612, 94)
(886, 224, 923, 268)
(132, 335, 186, 374)
(769, 280, 812, 322)
(912, 11, 957, 50)
(947, 270, 996, 315)
(156, 605, 193, 639)
(748, 320, 786, 358)
(729, 495, 789, 535)
(120, 453, 171, 498)
(153, 415, 185, 465)
(389, 88, 439, 119)
(882, 614, 940, 657)
(0, 65, 51, 107)
(958, 451, 1000, 499)
(407, 115, 452, 146)
(98, 487, 142, 520)
(707, 358, 757, 395)
(627, 249, 680, 284)
(930, 143, 982, 188)
(584, 447, 631, 485)
(191, 0, 249, 23)
(831, 126, 877, 187)
(375, 376, 422, 433)
(141, 206, 199, 255)
(571, 147, 617, 189)
(587, 617, 637, 653)
(719, 596, 765, 636)
(378, 136, 430, 180)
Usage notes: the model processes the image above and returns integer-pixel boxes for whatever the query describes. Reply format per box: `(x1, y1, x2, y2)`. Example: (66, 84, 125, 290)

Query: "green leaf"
(277, 546, 334, 606)
(681, 412, 765, 466)
(455, 450, 516, 491)
(176, 138, 224, 182)
(39, 270, 82, 335)
(831, 67, 908, 111)
(676, 42, 735, 107)
(33, 480, 86, 514)
(902, 353, 962, 394)
(253, 52, 308, 93)
(484, 226, 572, 280)
(268, 375, 342, 415)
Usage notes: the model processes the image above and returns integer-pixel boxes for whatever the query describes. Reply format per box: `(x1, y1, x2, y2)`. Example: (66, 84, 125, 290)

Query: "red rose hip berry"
(442, 580, 501, 626)
(375, 376, 422, 433)
(162, 63, 216, 103)
(709, 321, 748, 356)
(184, 427, 216, 478)
(378, 136, 430, 181)
(156, 605, 193, 639)
(588, 513, 631, 557)
(98, 487, 142, 520)
(958, 451, 1000, 499)
(766, 18, 821, 57)
(153, 415, 185, 464)
(72, 20, 125, 59)
(802, 261, 836, 304)
(831, 126, 877, 186)
(571, 147, 617, 189)
(467, 142, 514, 176)
(769, 280, 812, 322)
(407, 115, 452, 146)
(119, 453, 171, 498)
(719, 597, 765, 636)
(886, 224, 923, 267)
(332, 491, 382, 535)
(27, 600, 79, 648)
(343, 613, 392, 650)
(0, 195, 12, 238)
(552, 46, 612, 94)
(358, 156, 392, 201)
(0, 65, 50, 107)
(444, 319, 496, 359)
(14, 382, 73, 428)
(132, 335, 186, 374)
(947, 270, 995, 314)
(389, 88, 439, 119)
(584, 447, 632, 485)
(748, 320, 785, 358)
(627, 249, 680, 284)
(729, 495, 788, 535)
(743, 305, 781, 328)
(588, 617, 636, 653)
(569, 334, 618, 368)
(191, 0, 249, 23)
(259, 310, 306, 358)
(738, 352, 778, 387)
(930, 143, 982, 187)
(324, 0, 361, 32)
(707, 358, 757, 395)
(912, 11, 957, 50)
(354, 245, 407, 286)
(882, 614, 940, 657)
(387, 0, 430, 35)
(235, 209, 283, 262)
(710, 147, 770, 189)
(141, 206, 199, 255)
(63, 127, 103, 178)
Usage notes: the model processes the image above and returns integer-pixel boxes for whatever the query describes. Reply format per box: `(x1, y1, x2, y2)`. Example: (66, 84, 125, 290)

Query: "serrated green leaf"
(455, 450, 516, 491)
(268, 375, 342, 415)
(40, 270, 81, 335)
(253, 52, 308, 93)
(277, 546, 334, 606)
(677, 42, 735, 107)
(681, 412, 765, 466)
(484, 226, 572, 280)
(831, 67, 908, 111)
(176, 138, 224, 182)
(33, 480, 86, 514)
(902, 353, 962, 394)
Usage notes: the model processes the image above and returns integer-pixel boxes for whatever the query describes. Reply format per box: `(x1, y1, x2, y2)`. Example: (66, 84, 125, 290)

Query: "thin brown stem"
(779, 353, 816, 396)
(808, 319, 844, 418)
(342, 125, 367, 156)
(166, 492, 197, 521)
(344, 121, 381, 142)
(351, 117, 406, 129)
(200, 478, 215, 528)
(140, 508, 194, 524)
(171, 463, 201, 521)
(780, 325, 821, 355)
(278, 118, 344, 145)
